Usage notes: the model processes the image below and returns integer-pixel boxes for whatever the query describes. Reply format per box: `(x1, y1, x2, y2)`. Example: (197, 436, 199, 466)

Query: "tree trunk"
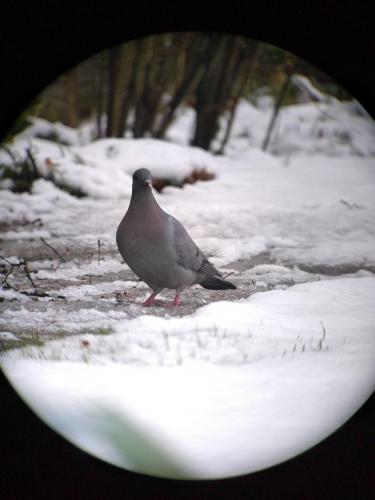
(117, 41, 139, 137)
(65, 68, 79, 127)
(96, 52, 106, 139)
(153, 33, 213, 140)
(106, 45, 129, 137)
(132, 38, 149, 138)
(106, 46, 120, 137)
(191, 35, 237, 151)
(216, 42, 262, 155)
(261, 69, 293, 152)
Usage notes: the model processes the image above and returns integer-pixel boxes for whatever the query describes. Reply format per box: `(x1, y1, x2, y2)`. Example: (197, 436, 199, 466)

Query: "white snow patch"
(0, 288, 31, 303)
(0, 229, 51, 240)
(54, 280, 138, 300)
(3, 137, 218, 199)
(1, 277, 374, 479)
(34, 258, 128, 282)
(9, 116, 94, 146)
(0, 307, 127, 335)
(0, 331, 17, 340)
(168, 98, 375, 158)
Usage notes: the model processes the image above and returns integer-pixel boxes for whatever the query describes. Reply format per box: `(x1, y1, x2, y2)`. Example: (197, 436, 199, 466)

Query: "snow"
(34, 258, 129, 282)
(11, 116, 95, 146)
(0, 306, 127, 336)
(0, 229, 51, 240)
(170, 97, 375, 157)
(0, 288, 30, 303)
(1, 278, 374, 479)
(1, 95, 375, 479)
(53, 281, 138, 301)
(1, 137, 218, 199)
(291, 74, 332, 102)
(0, 331, 17, 340)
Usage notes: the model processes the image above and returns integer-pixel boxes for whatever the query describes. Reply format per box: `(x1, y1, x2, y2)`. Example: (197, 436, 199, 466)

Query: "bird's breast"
(117, 209, 169, 262)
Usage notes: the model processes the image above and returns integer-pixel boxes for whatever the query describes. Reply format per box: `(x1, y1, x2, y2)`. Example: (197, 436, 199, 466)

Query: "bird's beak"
(144, 180, 152, 187)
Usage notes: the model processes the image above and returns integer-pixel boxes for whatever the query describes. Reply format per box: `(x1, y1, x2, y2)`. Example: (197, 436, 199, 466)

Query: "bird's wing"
(199, 257, 222, 277)
(169, 215, 222, 276)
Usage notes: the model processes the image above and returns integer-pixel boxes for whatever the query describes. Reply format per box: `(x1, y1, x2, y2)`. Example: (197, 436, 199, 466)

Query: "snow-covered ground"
(1, 97, 375, 479)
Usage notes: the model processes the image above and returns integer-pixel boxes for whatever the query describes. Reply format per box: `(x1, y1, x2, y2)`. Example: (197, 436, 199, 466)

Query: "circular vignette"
(0, 25, 375, 490)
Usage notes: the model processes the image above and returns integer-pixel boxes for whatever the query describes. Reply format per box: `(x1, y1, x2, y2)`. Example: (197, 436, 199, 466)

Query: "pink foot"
(168, 292, 181, 307)
(142, 291, 159, 307)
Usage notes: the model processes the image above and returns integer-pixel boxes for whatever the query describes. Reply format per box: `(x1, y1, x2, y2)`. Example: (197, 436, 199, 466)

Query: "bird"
(116, 168, 236, 307)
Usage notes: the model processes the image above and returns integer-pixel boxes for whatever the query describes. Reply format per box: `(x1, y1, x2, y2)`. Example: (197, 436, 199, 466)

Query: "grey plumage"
(116, 168, 236, 306)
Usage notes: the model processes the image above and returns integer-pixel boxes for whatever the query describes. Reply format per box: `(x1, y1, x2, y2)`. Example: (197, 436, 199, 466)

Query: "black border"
(1, 2, 374, 498)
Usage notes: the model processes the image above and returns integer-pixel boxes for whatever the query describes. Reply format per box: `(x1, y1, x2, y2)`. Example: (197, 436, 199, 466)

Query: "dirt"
(1, 233, 371, 353)
(0, 233, 274, 350)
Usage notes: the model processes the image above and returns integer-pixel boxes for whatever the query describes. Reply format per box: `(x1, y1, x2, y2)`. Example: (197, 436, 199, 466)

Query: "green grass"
(0, 332, 45, 353)
(0, 326, 113, 354)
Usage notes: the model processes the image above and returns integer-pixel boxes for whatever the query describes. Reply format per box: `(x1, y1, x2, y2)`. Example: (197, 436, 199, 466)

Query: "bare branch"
(0, 255, 14, 266)
(1, 255, 66, 299)
(1, 264, 17, 289)
(21, 259, 38, 288)
(25, 147, 39, 177)
(320, 321, 326, 342)
(0, 255, 37, 289)
(40, 237, 66, 263)
(223, 271, 235, 279)
(19, 290, 65, 299)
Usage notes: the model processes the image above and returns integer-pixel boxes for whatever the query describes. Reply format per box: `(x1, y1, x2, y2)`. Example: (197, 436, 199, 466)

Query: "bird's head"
(132, 168, 153, 190)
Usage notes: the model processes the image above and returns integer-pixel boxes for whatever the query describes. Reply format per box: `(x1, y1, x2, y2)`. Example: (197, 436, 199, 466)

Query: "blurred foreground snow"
(2, 278, 374, 479)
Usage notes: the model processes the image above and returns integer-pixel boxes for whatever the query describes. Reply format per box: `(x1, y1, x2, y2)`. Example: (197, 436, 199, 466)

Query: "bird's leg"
(142, 290, 160, 307)
(169, 290, 181, 307)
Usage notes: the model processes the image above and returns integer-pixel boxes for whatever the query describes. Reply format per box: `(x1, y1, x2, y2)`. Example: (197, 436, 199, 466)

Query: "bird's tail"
(200, 275, 236, 290)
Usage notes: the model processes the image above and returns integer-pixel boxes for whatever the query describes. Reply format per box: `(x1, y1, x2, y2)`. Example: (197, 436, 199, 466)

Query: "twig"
(98, 239, 101, 266)
(0, 257, 17, 289)
(223, 271, 234, 279)
(0, 255, 37, 289)
(1, 256, 18, 289)
(339, 199, 364, 210)
(0, 255, 13, 266)
(20, 290, 49, 297)
(1, 256, 66, 299)
(21, 259, 37, 288)
(25, 147, 39, 177)
(262, 68, 294, 152)
(320, 321, 326, 342)
(19, 290, 66, 299)
(339, 199, 353, 209)
(40, 237, 66, 263)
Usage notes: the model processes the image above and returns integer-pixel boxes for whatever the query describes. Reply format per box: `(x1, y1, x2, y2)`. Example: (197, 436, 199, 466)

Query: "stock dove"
(116, 168, 236, 306)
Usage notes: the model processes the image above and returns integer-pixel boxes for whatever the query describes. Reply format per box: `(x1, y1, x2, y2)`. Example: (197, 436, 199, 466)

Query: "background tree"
(13, 32, 349, 152)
